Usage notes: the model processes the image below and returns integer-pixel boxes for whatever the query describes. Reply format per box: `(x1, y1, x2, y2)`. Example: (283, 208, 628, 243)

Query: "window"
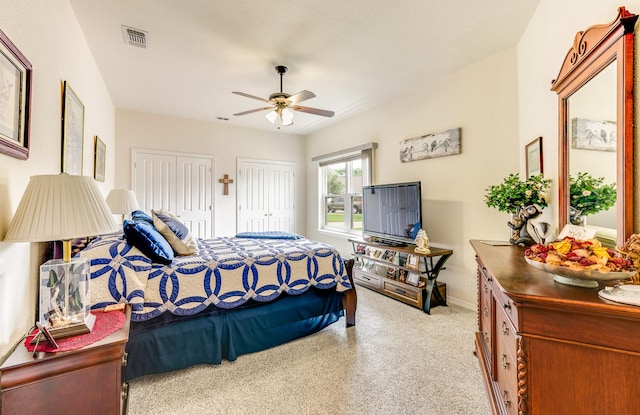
(312, 143, 376, 235)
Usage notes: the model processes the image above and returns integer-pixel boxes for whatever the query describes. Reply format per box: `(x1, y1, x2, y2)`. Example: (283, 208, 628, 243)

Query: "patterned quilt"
(78, 234, 351, 322)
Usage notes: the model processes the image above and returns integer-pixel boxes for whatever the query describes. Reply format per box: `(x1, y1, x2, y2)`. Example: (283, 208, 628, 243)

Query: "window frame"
(313, 143, 376, 236)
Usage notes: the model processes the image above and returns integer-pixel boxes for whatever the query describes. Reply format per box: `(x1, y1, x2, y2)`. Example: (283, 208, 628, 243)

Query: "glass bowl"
(524, 257, 637, 288)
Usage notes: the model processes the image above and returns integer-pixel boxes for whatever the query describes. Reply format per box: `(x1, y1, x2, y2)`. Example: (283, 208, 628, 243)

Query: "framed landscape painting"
(94, 136, 106, 182)
(61, 81, 85, 175)
(0, 29, 32, 160)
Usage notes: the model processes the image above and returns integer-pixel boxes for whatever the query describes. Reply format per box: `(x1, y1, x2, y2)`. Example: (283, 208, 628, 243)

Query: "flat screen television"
(362, 181, 422, 246)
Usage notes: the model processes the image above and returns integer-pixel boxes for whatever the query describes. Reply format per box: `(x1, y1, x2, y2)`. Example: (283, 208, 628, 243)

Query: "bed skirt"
(125, 289, 344, 380)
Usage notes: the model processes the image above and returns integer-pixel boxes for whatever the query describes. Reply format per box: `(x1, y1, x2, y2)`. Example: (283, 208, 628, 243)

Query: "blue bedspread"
(78, 233, 351, 322)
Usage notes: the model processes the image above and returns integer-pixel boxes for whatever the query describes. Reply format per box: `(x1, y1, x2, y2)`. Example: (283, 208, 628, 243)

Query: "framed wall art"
(61, 81, 85, 175)
(525, 136, 543, 178)
(94, 136, 106, 182)
(399, 127, 461, 162)
(571, 118, 616, 151)
(0, 29, 32, 160)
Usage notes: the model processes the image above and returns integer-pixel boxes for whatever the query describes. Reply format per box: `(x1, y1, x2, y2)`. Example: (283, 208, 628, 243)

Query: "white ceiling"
(68, 0, 540, 135)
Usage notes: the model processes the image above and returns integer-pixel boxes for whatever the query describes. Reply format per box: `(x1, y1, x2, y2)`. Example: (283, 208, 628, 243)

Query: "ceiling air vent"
(122, 25, 148, 48)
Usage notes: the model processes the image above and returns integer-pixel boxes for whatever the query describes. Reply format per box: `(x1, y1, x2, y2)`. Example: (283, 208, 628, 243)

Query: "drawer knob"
(121, 352, 128, 367)
(503, 302, 511, 311)
(502, 320, 510, 336)
(483, 306, 489, 317)
(502, 390, 510, 407)
(501, 353, 509, 369)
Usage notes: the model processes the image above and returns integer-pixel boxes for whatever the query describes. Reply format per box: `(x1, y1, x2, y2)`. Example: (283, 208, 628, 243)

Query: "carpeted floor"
(127, 287, 490, 415)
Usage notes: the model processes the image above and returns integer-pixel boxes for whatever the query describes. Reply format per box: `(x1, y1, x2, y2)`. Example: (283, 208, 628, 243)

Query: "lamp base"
(31, 313, 96, 344)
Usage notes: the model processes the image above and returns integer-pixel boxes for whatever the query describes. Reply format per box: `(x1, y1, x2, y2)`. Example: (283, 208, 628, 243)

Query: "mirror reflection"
(567, 62, 617, 242)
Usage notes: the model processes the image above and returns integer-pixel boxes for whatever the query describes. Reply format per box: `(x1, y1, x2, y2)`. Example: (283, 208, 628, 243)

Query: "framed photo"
(406, 272, 420, 286)
(61, 81, 85, 175)
(94, 136, 106, 182)
(386, 267, 397, 279)
(382, 250, 397, 263)
(356, 244, 365, 254)
(373, 249, 383, 259)
(525, 136, 543, 178)
(399, 127, 461, 162)
(0, 29, 32, 160)
(571, 118, 616, 151)
(406, 254, 420, 270)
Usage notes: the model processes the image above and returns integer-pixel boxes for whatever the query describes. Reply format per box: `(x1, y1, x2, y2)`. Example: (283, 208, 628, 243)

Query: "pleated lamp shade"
(4, 174, 119, 243)
(106, 189, 139, 220)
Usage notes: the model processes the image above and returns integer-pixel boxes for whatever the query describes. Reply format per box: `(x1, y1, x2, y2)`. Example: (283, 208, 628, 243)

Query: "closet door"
(176, 156, 213, 239)
(237, 159, 295, 233)
(132, 149, 214, 238)
(133, 152, 176, 213)
(268, 163, 295, 232)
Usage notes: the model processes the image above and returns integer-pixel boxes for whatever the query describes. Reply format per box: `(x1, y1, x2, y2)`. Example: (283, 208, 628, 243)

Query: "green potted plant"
(569, 172, 616, 225)
(484, 173, 552, 245)
(484, 173, 551, 213)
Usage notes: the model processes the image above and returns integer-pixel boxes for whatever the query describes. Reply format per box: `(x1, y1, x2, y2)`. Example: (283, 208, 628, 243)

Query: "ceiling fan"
(232, 65, 335, 126)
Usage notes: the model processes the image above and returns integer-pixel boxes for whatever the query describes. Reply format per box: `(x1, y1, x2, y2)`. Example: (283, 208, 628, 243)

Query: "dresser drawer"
(478, 272, 493, 366)
(382, 279, 422, 308)
(494, 301, 519, 415)
(494, 287, 519, 331)
(353, 269, 381, 290)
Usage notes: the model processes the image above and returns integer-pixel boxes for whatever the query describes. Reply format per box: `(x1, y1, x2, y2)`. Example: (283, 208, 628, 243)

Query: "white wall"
(0, 1, 115, 360)
(114, 109, 306, 236)
(305, 48, 521, 308)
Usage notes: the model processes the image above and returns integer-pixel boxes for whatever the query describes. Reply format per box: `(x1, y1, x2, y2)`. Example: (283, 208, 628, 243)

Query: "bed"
(77, 230, 357, 380)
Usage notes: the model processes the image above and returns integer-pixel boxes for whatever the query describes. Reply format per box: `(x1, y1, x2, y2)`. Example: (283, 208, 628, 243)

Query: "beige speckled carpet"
(127, 287, 489, 415)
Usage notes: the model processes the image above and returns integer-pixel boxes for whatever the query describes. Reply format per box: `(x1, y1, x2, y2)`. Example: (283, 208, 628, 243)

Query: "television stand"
(349, 238, 452, 314)
(370, 238, 407, 248)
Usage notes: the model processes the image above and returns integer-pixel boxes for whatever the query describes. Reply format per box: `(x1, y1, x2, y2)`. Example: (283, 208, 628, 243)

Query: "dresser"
(471, 240, 640, 415)
(0, 307, 131, 415)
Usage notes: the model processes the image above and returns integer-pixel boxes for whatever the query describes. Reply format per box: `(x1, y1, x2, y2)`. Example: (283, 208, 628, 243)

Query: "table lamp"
(4, 174, 119, 338)
(106, 188, 139, 223)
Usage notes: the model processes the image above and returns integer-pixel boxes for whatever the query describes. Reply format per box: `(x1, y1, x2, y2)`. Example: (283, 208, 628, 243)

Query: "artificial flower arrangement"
(569, 172, 616, 216)
(525, 236, 634, 273)
(484, 173, 551, 213)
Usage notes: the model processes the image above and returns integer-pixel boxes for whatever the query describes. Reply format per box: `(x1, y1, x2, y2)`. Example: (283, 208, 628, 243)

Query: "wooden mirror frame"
(551, 7, 637, 247)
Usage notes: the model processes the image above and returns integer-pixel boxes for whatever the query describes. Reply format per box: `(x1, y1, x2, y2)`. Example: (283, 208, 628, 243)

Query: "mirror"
(551, 7, 637, 247)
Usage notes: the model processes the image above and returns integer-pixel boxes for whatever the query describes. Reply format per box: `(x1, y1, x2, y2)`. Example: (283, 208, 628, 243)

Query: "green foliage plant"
(484, 173, 551, 214)
(569, 172, 616, 216)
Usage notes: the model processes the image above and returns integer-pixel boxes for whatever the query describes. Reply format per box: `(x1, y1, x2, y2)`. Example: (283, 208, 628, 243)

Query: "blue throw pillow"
(152, 210, 198, 256)
(131, 210, 153, 224)
(123, 219, 174, 264)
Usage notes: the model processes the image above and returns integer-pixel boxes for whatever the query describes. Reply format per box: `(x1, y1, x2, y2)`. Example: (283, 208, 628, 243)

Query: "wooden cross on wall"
(219, 174, 234, 195)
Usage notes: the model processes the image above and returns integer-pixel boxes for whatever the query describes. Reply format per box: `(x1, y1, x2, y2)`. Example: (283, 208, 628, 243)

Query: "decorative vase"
(508, 205, 544, 246)
(569, 206, 586, 226)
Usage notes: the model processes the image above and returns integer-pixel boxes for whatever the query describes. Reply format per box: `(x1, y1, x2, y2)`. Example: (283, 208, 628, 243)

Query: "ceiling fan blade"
(293, 105, 335, 118)
(288, 90, 316, 104)
(232, 91, 269, 102)
(233, 107, 273, 116)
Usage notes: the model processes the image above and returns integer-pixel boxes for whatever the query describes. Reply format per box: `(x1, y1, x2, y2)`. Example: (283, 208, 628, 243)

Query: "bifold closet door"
(237, 159, 295, 233)
(132, 149, 214, 238)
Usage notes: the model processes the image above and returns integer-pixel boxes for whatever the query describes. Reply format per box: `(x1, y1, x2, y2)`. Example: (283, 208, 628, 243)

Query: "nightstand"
(0, 306, 131, 415)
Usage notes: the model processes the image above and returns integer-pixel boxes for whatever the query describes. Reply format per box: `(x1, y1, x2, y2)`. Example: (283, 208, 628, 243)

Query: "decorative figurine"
(414, 229, 430, 254)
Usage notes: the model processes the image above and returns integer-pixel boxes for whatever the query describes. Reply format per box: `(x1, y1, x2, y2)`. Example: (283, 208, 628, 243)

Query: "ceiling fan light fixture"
(281, 108, 294, 126)
(266, 110, 278, 124)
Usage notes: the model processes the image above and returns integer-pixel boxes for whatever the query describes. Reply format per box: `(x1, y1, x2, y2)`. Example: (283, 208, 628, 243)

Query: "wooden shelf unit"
(349, 238, 452, 314)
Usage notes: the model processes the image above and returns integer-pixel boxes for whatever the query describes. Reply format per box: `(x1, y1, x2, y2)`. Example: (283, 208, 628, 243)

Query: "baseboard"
(445, 296, 476, 310)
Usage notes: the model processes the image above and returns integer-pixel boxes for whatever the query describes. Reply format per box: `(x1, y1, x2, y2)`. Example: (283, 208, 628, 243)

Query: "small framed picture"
(386, 267, 397, 279)
(406, 272, 420, 286)
(373, 249, 383, 259)
(94, 136, 106, 182)
(364, 261, 375, 271)
(525, 136, 543, 178)
(406, 254, 420, 270)
(357, 244, 365, 254)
